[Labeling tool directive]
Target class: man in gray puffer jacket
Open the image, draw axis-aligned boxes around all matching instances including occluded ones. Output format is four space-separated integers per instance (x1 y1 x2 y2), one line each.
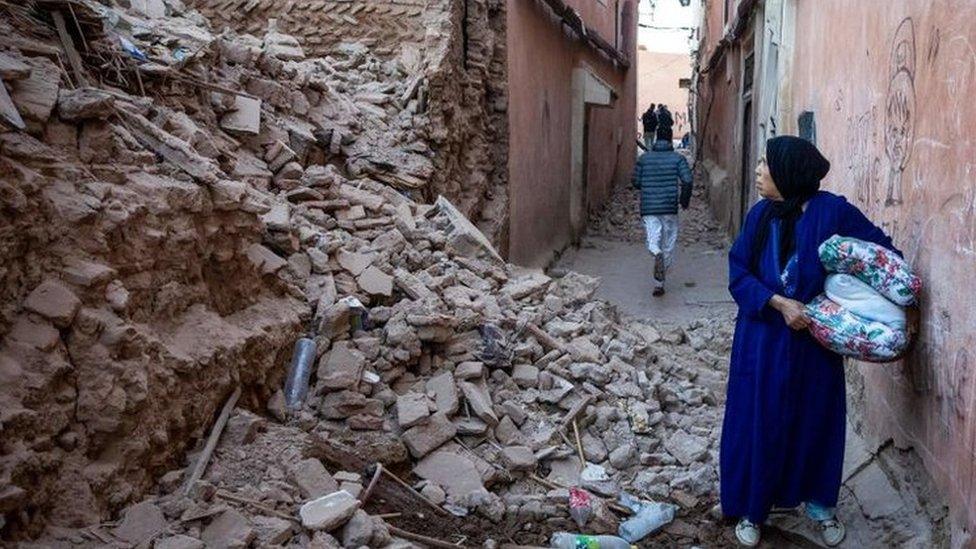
631 127 693 296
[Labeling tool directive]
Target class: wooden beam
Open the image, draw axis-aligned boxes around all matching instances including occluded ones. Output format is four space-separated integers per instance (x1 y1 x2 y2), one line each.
51 10 88 87
182 387 241 495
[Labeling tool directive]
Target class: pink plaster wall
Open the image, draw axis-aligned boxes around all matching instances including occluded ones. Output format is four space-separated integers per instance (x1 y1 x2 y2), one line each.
698 0 976 536
506 0 637 267
788 0 976 535
637 49 692 139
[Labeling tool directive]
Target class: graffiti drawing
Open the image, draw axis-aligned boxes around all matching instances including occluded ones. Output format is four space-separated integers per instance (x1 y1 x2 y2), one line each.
884 17 917 207
847 108 881 205
927 26 941 64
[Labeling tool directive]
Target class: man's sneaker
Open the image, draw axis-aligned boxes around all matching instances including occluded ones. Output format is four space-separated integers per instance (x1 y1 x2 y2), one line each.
819 518 846 547
653 287 665 297
735 518 760 547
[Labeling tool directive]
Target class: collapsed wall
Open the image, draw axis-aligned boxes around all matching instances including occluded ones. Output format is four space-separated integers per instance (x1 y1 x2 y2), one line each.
0 55 306 541
187 0 510 250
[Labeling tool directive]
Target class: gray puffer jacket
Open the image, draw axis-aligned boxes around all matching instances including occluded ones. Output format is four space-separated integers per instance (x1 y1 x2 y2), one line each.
631 140 693 216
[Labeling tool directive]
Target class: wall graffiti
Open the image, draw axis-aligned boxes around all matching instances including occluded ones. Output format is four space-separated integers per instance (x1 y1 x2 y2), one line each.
927 26 941 65
846 107 882 206
939 185 976 259
883 17 917 207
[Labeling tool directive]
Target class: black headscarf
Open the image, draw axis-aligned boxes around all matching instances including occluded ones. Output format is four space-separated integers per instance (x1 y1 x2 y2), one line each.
750 136 831 272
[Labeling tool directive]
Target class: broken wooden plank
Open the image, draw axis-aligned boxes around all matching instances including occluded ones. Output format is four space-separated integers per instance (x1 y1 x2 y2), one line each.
51 10 89 87
215 489 299 523
182 387 241 495
387 526 469 549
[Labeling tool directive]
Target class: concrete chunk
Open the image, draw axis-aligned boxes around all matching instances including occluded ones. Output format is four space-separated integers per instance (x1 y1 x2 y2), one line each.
23 279 80 327
10 56 60 122
396 392 430 429
289 458 340 499
454 361 484 380
317 342 366 390
299 490 360 531
246 243 287 274
253 515 293 545
664 430 709 466
502 446 537 471
113 501 167 545
57 87 115 121
357 265 393 296
511 364 540 388
201 509 256 548
414 450 486 499
459 380 498 426
425 371 459 415
402 412 457 458
155 535 205 549
220 95 261 135
336 249 373 276
0 52 30 80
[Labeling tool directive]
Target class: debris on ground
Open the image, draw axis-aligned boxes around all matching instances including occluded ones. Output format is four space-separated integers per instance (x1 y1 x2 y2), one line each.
0 1 946 548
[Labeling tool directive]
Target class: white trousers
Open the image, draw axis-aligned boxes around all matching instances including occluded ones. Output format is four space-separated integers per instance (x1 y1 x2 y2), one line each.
643 214 679 288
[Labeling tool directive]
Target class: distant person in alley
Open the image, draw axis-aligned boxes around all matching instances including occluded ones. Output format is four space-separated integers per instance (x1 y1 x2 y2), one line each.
630 126 692 296
656 104 674 137
640 103 657 148
721 136 901 548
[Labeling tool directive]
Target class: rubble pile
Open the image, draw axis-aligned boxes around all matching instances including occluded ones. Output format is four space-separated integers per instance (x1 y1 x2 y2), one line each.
188 0 512 246
2 0 737 547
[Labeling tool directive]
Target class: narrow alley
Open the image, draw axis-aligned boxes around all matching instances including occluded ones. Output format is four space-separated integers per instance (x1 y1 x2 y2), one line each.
0 0 972 548
556 177 733 326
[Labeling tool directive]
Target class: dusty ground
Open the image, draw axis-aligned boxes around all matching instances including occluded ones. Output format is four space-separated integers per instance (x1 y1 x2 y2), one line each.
555 183 734 327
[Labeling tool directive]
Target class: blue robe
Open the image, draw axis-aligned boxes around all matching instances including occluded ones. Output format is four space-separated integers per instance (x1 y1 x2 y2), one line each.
720 191 898 524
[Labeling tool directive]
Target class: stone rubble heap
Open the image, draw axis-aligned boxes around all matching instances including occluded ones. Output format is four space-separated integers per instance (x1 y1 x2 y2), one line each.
1 1 738 547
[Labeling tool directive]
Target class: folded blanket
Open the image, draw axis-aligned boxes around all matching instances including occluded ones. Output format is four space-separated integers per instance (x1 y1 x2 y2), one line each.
806 295 909 362
818 235 921 306
824 274 906 328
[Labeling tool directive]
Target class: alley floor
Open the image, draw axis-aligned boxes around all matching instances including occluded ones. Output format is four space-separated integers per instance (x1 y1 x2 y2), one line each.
555 182 733 327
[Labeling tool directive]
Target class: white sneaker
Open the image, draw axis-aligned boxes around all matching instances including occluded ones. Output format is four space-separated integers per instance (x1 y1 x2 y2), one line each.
819 518 846 546
735 518 761 547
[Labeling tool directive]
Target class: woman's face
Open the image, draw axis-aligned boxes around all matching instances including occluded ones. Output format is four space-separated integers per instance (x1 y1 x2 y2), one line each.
755 157 783 201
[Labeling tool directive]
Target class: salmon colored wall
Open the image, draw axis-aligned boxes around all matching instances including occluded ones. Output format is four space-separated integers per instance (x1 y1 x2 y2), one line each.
699 0 976 537
566 0 618 45
637 49 692 139
506 0 636 267
788 0 976 537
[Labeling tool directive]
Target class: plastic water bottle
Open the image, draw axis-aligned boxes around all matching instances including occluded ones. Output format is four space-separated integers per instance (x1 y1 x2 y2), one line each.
550 532 633 549
617 498 677 543
283 337 316 409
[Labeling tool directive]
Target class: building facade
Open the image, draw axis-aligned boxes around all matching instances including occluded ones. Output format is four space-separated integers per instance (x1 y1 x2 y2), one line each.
506 0 638 266
695 0 976 541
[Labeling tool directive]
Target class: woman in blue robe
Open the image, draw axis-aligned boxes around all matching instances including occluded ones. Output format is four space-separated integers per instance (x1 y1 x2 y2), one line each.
720 136 898 547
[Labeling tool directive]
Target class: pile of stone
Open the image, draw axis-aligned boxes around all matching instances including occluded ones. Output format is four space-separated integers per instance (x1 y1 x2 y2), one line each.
0 0 736 546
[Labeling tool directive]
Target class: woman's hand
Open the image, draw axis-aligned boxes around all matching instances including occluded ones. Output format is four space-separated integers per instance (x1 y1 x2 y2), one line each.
770 295 811 330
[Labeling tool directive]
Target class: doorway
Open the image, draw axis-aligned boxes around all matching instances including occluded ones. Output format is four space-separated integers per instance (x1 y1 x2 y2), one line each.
739 51 756 231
